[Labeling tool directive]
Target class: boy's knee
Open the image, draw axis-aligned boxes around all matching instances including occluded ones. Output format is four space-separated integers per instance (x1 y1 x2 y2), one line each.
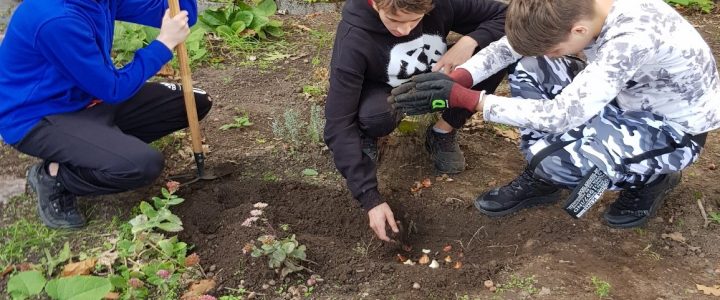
194 89 212 120
110 149 165 188
358 111 399 138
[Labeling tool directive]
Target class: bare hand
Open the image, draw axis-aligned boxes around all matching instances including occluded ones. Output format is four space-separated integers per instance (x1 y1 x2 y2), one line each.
432 36 478 74
157 9 190 50
367 203 399 242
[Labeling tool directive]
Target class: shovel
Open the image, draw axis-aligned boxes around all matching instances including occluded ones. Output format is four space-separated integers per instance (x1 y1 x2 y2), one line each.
168 1 232 185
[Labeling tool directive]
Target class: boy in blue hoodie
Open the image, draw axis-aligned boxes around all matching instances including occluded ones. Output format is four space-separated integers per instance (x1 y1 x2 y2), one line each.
0 0 212 229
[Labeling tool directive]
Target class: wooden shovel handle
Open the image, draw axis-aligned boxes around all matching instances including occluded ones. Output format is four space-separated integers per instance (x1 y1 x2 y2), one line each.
168 0 203 155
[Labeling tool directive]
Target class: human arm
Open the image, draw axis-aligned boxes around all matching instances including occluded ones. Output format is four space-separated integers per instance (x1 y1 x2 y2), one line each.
115 0 198 28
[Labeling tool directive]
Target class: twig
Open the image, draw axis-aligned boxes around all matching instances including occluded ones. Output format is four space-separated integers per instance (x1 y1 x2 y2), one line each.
697 197 710 228
486 244 519 256
465 226 485 251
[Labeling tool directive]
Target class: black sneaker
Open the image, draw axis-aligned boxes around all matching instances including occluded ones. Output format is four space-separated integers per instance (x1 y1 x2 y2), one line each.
27 163 85 229
604 172 681 229
361 135 379 163
475 168 562 217
425 126 465 174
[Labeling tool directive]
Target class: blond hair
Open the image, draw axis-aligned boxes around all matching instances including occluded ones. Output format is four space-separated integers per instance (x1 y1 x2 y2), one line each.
373 0 434 15
506 0 596 56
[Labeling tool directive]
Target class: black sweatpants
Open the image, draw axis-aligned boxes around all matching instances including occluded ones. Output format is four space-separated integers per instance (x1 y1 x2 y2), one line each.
13 82 212 196
358 70 507 138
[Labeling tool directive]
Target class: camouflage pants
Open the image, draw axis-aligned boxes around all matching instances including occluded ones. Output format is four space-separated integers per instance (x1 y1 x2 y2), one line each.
509 56 705 190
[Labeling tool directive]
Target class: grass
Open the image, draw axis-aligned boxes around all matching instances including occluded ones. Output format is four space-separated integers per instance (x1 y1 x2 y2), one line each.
0 217 64 268
591 276 611 298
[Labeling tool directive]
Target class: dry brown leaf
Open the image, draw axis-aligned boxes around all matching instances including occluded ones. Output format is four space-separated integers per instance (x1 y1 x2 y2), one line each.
156 64 176 77
181 279 217 300
61 258 97 277
697 284 720 296
1 265 14 278
104 292 120 300
661 232 687 243
97 250 118 270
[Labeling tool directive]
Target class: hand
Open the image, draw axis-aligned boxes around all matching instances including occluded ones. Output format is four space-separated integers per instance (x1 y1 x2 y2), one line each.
156 9 190 50
389 74 454 115
367 203 399 242
432 36 478 74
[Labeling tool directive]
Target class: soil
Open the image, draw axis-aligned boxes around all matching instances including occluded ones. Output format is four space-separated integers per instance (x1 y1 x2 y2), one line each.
1 5 720 300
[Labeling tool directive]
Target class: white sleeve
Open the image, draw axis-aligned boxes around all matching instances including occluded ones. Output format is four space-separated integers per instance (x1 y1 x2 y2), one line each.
456 36 522 85
482 34 656 134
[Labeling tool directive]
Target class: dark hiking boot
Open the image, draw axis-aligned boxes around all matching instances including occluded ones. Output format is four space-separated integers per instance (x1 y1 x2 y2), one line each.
425 126 465 174
475 168 562 217
361 135 379 163
604 172 682 228
27 163 85 229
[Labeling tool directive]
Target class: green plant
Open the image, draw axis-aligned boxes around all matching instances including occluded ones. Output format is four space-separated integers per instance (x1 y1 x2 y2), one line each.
272 105 325 147
709 212 720 224
220 114 253 130
7 271 112 300
665 0 714 12
251 234 308 278
302 85 324 97
113 22 207 66
496 274 538 295
199 0 283 40
7 270 46 300
0 218 63 269
591 276 611 298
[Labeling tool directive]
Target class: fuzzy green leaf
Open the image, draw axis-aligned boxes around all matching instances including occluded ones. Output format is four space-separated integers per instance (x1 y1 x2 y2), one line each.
254 0 277 16
45 276 112 300
156 222 183 233
7 271 46 300
302 169 319 176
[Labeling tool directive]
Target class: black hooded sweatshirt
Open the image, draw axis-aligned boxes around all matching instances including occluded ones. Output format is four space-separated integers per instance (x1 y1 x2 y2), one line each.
324 0 506 210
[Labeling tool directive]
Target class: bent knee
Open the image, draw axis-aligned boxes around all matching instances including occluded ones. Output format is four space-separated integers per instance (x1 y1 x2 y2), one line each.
359 112 398 138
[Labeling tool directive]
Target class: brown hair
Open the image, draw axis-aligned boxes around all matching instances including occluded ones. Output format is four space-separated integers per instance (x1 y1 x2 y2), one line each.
373 0 434 15
506 0 596 56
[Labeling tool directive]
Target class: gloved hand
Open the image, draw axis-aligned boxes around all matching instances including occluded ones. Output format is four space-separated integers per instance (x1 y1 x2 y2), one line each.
388 72 483 115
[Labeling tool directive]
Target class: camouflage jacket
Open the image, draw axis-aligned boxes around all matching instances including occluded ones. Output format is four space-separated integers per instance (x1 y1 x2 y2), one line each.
458 0 720 135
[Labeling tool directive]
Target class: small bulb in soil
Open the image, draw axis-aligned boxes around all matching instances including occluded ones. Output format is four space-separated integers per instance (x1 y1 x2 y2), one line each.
444 255 452 263
403 260 416 266
418 254 430 265
422 249 431 254
489 286 497 292
412 282 421 289
453 261 462 269
396 254 408 262
442 245 452 252
484 280 494 288
429 259 440 269
421 178 432 188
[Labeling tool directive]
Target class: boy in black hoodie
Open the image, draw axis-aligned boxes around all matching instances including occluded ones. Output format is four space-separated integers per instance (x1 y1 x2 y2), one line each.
324 0 507 241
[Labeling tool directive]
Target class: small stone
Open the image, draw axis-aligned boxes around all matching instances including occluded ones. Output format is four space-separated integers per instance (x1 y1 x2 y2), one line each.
269 280 276 286
489 286 497 292
262 284 270 290
538 287 551 296
208 265 217 272
412 282 421 289
247 292 256 299
709 163 717 170
484 280 494 288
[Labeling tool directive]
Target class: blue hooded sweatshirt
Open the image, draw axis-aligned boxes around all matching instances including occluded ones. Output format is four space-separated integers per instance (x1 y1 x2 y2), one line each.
0 0 198 144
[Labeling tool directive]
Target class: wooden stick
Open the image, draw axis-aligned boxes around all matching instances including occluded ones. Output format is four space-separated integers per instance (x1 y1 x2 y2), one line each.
168 0 205 176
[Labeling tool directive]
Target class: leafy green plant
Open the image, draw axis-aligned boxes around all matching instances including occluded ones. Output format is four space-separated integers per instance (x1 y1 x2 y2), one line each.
0 217 62 269
496 274 538 295
665 0 714 13
709 212 720 224
251 234 308 278
591 276 611 298
220 114 253 130
7 271 112 300
199 0 283 40
7 271 46 300
113 22 208 66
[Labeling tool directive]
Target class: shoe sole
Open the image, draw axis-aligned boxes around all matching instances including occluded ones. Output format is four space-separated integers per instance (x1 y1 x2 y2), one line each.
475 190 563 217
26 167 84 230
604 174 681 229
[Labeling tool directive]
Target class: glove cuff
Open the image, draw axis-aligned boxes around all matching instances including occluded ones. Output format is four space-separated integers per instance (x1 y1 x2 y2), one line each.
448 68 474 88
449 85 483 112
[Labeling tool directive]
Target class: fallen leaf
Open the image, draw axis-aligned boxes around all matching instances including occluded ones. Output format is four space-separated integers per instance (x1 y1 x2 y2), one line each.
1 265 14 277
697 284 720 296
421 178 432 188
661 232 687 243
17 263 33 272
61 258 98 277
104 292 120 300
97 250 118 270
181 279 217 300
